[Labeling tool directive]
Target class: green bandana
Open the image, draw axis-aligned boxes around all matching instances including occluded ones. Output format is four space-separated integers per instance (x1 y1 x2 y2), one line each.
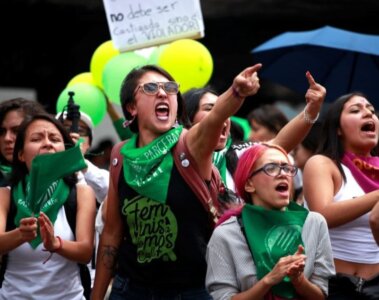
121 126 183 204
0 163 12 183
13 177 69 248
212 136 232 183
12 142 87 248
241 202 309 299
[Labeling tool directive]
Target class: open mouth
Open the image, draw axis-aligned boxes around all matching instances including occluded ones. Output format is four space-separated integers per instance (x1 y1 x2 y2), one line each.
361 121 376 132
155 103 169 121
275 182 289 192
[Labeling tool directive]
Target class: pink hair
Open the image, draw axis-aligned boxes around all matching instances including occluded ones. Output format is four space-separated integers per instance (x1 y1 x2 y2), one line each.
234 143 289 203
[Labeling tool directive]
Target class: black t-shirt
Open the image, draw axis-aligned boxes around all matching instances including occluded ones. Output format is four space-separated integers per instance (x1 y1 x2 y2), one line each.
116 163 213 290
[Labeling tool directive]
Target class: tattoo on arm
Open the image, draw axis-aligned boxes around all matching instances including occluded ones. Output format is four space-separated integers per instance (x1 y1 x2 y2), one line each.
101 245 118 271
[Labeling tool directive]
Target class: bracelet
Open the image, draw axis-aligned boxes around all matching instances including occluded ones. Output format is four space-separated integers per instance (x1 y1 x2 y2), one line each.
42 236 63 264
303 105 319 124
52 236 63 252
232 86 244 100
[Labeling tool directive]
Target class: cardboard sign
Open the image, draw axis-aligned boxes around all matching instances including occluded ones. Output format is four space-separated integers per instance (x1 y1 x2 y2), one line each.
102 0 205 52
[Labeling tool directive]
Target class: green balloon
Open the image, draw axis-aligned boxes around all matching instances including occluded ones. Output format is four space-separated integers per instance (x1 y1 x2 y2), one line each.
102 52 147 105
231 116 251 141
56 83 107 126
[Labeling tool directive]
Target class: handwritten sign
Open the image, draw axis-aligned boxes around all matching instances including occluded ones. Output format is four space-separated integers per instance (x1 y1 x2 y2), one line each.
102 0 205 52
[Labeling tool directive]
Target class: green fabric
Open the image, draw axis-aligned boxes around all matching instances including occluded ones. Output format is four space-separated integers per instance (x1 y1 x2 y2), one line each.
241 202 309 298
0 163 12 184
12 142 87 248
113 117 133 141
121 126 183 204
13 177 69 249
231 116 251 141
212 136 232 183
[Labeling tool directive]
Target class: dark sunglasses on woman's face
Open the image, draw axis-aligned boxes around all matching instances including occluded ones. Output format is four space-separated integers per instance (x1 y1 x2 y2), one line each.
137 81 180 95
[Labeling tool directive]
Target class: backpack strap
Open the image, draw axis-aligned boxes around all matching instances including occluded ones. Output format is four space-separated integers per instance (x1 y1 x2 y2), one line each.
109 140 127 193
109 133 222 226
173 129 222 225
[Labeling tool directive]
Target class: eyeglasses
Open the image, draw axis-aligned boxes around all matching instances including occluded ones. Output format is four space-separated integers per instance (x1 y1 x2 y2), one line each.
137 81 180 95
250 163 298 178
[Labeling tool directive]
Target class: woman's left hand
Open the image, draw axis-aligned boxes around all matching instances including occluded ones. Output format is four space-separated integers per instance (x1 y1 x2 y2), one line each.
304 71 326 117
287 245 306 281
38 212 60 252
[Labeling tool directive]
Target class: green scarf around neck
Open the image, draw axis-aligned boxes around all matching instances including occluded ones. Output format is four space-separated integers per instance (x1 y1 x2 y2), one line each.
0 163 12 184
212 135 232 183
13 177 69 248
121 126 183 204
12 142 87 248
241 202 309 299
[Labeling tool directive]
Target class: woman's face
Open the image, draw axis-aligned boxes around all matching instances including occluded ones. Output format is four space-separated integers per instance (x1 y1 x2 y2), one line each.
128 71 178 142
0 109 24 162
249 120 276 142
192 92 231 150
18 119 66 171
339 95 379 156
245 148 293 210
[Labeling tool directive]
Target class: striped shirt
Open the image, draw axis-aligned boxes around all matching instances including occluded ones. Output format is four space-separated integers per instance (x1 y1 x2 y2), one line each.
206 211 335 299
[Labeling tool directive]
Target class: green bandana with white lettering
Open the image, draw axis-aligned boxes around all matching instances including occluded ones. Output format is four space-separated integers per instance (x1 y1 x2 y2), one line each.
242 202 308 299
13 177 69 249
121 126 183 204
12 142 87 249
212 135 232 183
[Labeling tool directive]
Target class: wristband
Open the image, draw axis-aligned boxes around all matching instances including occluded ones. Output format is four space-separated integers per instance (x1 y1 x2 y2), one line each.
42 236 63 264
303 105 319 124
51 236 63 252
232 86 244 100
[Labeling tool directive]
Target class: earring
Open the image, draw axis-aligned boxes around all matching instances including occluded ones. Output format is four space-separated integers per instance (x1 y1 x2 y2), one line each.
123 116 135 128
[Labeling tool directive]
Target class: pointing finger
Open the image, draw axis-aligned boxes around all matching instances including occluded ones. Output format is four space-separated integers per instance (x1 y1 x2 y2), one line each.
306 71 316 87
242 63 262 78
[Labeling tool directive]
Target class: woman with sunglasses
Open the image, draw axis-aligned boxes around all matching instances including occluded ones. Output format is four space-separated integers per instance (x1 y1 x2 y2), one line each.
302 92 379 299
92 64 263 300
206 143 335 300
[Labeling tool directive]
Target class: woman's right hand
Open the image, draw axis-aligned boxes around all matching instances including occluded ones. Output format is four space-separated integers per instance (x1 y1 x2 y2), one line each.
18 217 38 242
264 246 306 286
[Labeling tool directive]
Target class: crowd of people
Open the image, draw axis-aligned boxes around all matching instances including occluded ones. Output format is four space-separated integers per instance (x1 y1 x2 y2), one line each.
0 61 378 300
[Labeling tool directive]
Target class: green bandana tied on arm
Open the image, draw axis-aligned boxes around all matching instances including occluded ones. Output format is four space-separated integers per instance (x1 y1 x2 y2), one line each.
121 126 182 204
241 202 309 299
12 142 87 248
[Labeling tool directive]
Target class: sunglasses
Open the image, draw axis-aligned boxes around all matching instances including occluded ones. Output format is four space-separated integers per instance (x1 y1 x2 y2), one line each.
137 81 180 95
249 163 298 178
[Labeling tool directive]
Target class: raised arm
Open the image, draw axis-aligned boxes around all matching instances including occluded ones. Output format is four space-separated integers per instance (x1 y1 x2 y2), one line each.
272 71 325 152
186 64 262 179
